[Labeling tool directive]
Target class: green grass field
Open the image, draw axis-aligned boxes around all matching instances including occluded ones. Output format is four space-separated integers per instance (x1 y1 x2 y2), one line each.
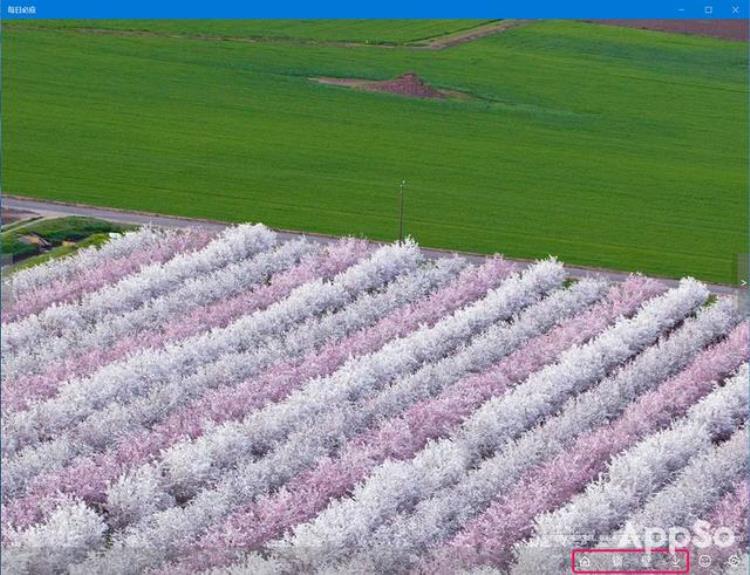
3 20 747 283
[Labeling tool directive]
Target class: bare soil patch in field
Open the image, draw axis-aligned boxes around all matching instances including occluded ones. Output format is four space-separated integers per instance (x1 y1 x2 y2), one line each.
584 19 748 41
313 73 470 100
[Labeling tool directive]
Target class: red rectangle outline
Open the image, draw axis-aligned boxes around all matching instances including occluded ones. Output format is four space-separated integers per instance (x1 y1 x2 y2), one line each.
570 548 690 574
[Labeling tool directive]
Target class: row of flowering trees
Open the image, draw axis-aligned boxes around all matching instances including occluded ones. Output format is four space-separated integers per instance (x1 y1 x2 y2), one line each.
1 224 746 574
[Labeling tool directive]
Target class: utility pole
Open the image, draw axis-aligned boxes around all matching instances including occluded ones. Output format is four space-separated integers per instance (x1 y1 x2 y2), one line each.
399 179 406 243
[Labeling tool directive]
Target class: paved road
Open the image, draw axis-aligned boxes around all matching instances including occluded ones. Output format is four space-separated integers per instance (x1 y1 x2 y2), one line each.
3 195 742 296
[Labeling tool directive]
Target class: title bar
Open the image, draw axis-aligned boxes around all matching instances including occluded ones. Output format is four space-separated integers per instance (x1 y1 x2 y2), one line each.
3 0 749 20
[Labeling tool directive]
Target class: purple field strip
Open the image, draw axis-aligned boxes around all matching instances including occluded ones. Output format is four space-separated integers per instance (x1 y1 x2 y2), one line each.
160 276 660 573
425 321 749 572
1 229 216 324
1 258 514 533
1 239 369 413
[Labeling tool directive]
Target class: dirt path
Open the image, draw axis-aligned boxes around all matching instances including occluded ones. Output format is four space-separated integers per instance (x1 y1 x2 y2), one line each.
3 195 741 295
22 20 526 51
411 19 528 49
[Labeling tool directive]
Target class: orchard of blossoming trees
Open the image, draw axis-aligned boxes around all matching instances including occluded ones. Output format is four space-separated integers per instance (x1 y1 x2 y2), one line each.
0 224 747 575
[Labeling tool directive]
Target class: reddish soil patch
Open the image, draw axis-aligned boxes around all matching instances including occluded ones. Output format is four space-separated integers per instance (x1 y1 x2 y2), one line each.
367 73 445 98
585 19 748 41
314 73 461 100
